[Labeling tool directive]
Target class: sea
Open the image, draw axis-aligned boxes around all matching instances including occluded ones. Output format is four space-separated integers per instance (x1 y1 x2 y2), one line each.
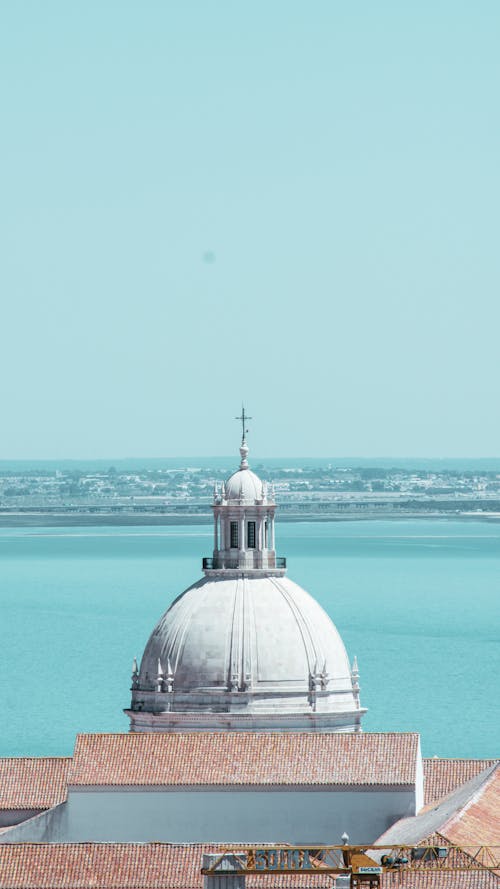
0 519 498 760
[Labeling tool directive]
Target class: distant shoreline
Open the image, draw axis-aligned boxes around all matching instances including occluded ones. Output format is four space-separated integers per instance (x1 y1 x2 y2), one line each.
0 511 499 527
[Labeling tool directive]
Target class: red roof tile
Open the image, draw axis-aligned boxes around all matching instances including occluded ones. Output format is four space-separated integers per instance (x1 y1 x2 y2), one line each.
381 870 499 888
376 763 499 853
0 843 497 889
441 766 500 847
423 759 498 806
0 844 333 889
68 732 419 787
0 757 71 810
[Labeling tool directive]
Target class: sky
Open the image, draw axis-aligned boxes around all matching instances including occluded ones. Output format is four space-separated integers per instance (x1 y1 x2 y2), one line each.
1 2 499 459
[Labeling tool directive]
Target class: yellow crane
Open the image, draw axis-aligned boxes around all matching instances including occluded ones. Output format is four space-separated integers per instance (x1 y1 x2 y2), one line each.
202 843 500 887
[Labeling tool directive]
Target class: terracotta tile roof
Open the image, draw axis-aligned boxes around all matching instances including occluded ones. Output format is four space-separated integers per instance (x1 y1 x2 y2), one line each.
376 764 499 850
441 765 500 847
68 732 419 787
375 765 500 887
0 844 334 889
0 757 71 810
381 868 499 888
0 843 497 889
423 758 499 806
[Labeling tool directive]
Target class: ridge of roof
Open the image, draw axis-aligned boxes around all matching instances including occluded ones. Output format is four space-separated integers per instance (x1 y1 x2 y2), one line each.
73 731 418 738
0 756 71 761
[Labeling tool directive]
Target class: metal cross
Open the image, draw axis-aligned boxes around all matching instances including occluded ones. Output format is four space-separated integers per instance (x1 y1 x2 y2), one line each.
235 406 252 440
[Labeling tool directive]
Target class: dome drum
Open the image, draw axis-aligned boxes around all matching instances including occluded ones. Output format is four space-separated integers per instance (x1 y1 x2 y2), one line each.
126 707 363 734
129 683 358 709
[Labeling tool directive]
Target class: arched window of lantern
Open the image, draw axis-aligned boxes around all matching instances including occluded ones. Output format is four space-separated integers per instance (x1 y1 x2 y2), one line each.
247 521 256 549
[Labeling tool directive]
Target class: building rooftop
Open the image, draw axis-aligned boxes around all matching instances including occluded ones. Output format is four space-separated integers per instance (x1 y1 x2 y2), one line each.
0 757 71 810
381 866 499 888
442 765 500 847
2 751 495 809
68 732 420 788
374 762 500 888
0 843 333 889
377 763 499 847
0 843 497 889
423 758 499 806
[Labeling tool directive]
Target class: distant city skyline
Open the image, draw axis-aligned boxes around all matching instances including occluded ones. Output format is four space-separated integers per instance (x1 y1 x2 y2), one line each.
1 3 499 458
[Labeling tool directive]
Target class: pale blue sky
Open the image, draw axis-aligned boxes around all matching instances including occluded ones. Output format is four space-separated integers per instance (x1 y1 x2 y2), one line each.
1 2 499 458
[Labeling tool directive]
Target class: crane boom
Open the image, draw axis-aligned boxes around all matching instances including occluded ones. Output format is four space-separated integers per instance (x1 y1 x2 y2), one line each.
201 843 500 878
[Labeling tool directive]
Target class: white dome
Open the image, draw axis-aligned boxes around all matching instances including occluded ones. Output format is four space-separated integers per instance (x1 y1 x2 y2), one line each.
224 467 263 503
131 575 363 731
128 419 365 734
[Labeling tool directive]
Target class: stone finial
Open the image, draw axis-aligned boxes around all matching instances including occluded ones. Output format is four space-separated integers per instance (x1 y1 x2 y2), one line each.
166 658 175 693
235 406 252 468
309 668 318 712
239 439 249 470
351 656 360 707
156 658 165 693
131 656 140 689
351 656 359 686
320 659 329 689
221 481 226 500
309 663 318 691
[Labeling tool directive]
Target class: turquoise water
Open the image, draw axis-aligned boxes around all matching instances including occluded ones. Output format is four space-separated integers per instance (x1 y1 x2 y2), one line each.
0 521 498 759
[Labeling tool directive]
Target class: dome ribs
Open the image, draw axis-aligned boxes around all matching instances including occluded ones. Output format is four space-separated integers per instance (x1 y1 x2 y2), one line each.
267 576 326 684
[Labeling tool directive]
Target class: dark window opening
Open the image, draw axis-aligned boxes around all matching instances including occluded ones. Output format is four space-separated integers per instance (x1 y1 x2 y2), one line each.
230 522 239 548
264 520 268 547
247 521 256 548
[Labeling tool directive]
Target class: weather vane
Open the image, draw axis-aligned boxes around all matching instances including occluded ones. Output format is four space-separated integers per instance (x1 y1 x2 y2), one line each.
235 405 252 442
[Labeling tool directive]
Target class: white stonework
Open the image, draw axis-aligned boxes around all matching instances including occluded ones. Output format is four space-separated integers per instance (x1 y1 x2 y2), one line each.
126 425 366 733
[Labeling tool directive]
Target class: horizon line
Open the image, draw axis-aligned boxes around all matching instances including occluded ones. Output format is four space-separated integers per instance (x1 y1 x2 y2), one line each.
0 455 499 463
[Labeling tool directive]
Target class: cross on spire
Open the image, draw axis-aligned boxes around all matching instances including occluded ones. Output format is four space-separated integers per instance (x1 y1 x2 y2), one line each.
235 405 252 443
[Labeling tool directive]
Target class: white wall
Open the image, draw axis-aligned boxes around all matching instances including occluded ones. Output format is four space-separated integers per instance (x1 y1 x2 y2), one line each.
0 786 419 846
60 787 416 844
415 737 424 813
